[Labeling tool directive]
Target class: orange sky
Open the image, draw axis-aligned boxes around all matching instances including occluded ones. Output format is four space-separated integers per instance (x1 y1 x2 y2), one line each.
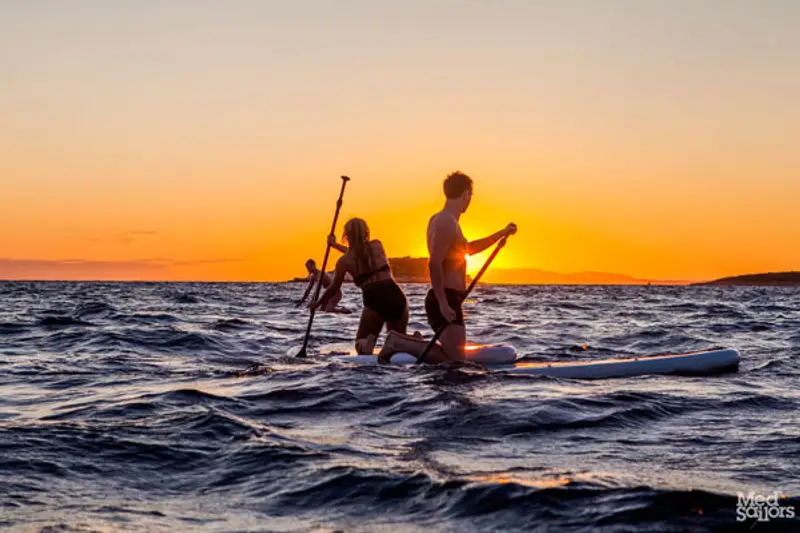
1 1 798 282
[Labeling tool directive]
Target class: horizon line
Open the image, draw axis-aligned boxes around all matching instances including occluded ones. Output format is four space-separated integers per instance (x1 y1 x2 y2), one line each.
0 278 727 286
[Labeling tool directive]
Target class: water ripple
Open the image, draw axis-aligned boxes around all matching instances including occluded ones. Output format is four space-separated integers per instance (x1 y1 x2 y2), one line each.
0 282 797 532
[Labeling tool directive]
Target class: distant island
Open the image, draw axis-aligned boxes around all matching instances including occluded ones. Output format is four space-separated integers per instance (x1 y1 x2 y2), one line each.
386 257 431 283
286 257 429 283
286 257 472 284
287 257 684 285
287 262 799 287
695 271 800 286
479 268 689 286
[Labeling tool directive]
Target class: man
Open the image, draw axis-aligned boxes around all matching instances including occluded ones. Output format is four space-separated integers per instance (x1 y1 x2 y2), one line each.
296 259 342 312
378 171 516 363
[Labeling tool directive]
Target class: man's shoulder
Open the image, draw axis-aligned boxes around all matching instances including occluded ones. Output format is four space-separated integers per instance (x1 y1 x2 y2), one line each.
429 211 457 230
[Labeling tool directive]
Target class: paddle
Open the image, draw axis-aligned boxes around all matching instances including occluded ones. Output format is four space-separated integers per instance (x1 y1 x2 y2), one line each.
417 234 510 364
296 175 351 358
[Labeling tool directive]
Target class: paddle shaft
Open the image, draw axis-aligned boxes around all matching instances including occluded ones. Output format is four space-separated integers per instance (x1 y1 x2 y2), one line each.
417 235 509 363
297 176 350 357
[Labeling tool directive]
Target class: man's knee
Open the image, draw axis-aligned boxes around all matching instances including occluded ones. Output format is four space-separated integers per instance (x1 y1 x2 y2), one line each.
440 327 466 360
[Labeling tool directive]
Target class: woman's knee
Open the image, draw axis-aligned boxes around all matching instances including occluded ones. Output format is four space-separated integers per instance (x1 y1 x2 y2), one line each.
357 308 383 338
355 334 377 355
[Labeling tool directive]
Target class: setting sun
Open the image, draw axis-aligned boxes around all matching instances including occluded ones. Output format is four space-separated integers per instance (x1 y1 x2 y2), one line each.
465 254 482 277
1 1 798 284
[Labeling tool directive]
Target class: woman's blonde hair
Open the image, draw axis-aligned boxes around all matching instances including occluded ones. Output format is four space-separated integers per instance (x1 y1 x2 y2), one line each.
343 218 373 273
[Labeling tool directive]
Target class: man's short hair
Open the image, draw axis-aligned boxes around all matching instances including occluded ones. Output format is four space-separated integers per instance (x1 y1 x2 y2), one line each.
443 171 473 199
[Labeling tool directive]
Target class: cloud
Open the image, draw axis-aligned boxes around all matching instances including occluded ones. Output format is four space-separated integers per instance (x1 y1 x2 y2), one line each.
0 258 168 281
136 257 244 267
117 230 159 246
164 258 244 267
0 257 244 281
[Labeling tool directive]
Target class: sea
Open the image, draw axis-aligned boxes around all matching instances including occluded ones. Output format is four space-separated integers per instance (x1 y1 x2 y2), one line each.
1 281 798 532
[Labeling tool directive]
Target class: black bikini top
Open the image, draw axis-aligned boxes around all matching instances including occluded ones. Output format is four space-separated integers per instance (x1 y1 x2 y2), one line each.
353 264 390 287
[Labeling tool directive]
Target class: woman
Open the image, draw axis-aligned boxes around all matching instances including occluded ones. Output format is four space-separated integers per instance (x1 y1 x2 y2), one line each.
310 218 409 354
296 258 342 312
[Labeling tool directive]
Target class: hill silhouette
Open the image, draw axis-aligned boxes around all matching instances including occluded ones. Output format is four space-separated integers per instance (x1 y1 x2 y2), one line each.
479 267 688 285
287 257 468 284
695 271 800 286
288 257 688 285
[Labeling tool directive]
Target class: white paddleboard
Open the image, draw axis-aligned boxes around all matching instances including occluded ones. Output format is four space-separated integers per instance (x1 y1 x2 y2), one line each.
495 348 740 378
336 344 521 366
334 347 740 379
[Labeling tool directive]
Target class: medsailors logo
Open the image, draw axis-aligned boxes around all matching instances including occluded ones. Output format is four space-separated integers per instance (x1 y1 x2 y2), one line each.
736 492 795 522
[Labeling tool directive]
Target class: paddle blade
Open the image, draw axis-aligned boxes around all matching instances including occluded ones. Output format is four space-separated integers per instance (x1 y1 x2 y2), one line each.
288 345 305 358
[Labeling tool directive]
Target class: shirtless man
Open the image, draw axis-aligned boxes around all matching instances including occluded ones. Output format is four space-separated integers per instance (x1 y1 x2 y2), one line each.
378 171 516 363
296 259 342 312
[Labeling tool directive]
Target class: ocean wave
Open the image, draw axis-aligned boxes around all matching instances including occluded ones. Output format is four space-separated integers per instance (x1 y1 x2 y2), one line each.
73 301 116 320
35 315 95 328
1 282 797 532
0 321 30 335
212 318 254 331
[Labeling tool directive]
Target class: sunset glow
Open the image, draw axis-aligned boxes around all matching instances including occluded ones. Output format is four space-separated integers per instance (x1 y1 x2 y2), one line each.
2 1 798 283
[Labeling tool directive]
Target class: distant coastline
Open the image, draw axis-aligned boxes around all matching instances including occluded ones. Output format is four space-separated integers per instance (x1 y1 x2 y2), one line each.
284 257 691 285
286 257 460 284
287 266 800 286
694 271 800 286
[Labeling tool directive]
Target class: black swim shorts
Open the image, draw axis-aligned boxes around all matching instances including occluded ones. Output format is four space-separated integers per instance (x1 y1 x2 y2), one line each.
424 288 466 332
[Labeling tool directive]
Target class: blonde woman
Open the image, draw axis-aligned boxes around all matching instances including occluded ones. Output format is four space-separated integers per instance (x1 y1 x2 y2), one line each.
310 218 409 354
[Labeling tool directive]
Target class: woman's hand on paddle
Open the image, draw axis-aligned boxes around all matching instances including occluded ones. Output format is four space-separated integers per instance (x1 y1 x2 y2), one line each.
439 301 457 324
327 234 348 254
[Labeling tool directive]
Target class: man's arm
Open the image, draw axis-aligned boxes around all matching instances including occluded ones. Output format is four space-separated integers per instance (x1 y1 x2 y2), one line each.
468 223 517 255
296 274 315 306
310 258 346 310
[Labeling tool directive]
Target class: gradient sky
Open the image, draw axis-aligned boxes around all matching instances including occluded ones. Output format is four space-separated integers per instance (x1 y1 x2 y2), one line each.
2 0 798 281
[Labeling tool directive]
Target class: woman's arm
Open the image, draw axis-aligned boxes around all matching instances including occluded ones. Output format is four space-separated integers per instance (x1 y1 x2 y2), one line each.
372 239 387 261
328 234 348 254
